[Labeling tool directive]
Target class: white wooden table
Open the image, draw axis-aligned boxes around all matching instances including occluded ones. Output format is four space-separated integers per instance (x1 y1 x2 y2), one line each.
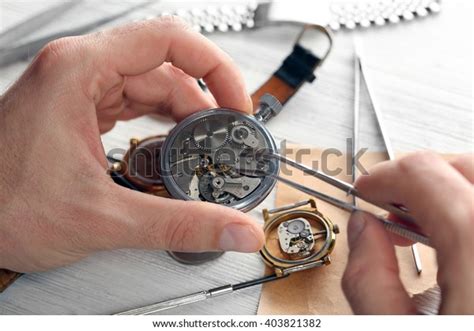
0 0 472 315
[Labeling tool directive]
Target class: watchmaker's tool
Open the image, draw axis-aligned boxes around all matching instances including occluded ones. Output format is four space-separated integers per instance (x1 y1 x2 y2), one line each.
353 41 423 274
351 43 360 207
238 152 431 247
0 1 81 48
116 273 285 315
0 1 154 67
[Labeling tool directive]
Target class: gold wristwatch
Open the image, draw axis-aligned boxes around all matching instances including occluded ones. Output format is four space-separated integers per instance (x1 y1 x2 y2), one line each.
260 199 339 277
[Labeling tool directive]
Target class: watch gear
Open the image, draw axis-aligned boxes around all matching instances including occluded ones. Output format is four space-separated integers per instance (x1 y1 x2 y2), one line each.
198 173 234 204
192 118 229 151
230 123 259 148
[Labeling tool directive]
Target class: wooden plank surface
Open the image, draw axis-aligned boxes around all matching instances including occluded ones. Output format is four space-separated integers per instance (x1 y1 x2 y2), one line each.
0 0 472 315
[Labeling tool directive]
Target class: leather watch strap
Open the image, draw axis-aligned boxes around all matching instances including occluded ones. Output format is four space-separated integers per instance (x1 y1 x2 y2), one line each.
251 43 323 111
0 269 22 293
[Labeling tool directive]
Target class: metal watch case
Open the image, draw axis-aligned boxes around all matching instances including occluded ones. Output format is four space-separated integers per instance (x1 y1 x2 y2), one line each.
260 199 339 277
160 99 281 213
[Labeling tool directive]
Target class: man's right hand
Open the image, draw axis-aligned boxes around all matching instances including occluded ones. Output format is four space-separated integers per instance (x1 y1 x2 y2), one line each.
342 152 474 314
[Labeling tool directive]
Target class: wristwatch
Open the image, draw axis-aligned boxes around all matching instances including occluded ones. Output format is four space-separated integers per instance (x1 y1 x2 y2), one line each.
260 199 339 277
109 135 168 196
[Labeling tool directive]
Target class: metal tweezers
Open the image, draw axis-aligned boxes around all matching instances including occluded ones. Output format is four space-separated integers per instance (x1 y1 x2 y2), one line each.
352 41 423 273
253 153 431 247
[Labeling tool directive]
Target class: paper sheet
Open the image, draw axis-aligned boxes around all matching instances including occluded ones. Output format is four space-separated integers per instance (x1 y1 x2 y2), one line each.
257 147 439 314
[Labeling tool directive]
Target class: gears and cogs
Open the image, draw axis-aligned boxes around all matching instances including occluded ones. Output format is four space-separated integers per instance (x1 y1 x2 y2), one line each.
230 122 259 148
160 108 279 212
192 119 229 151
198 173 234 204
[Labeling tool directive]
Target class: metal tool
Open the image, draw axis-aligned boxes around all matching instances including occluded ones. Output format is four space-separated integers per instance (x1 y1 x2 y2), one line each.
238 153 431 247
0 1 153 67
0 1 81 48
115 273 286 315
353 41 423 274
267 153 417 224
351 42 360 206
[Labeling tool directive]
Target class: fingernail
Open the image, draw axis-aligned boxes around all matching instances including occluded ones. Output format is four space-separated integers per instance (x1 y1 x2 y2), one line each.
347 211 367 249
219 224 261 252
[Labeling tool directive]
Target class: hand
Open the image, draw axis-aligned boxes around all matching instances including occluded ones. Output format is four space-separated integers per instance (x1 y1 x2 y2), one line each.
342 152 474 314
0 17 263 273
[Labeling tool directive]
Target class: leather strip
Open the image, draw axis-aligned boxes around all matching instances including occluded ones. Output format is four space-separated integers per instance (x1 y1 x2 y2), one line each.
0 269 22 293
252 44 321 111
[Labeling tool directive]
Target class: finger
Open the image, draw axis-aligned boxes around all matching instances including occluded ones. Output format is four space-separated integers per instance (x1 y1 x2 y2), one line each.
355 152 474 313
107 186 264 252
450 154 474 183
355 152 473 253
123 63 218 121
386 213 415 246
85 16 252 113
98 119 117 134
342 212 417 314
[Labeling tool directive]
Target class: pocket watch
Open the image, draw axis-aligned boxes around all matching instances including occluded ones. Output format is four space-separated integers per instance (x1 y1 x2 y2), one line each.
260 199 339 277
108 24 332 265
159 94 282 212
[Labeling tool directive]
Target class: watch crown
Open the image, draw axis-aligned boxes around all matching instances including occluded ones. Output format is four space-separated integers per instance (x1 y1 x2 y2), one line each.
255 93 283 123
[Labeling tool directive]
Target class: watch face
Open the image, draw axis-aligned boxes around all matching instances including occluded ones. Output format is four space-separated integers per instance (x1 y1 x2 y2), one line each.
160 108 279 212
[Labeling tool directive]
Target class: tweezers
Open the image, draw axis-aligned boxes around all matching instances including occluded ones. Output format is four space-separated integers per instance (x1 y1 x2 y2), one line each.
243 153 431 247
353 41 423 273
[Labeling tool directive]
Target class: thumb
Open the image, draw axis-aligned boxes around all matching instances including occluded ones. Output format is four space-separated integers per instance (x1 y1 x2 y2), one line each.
109 186 264 253
342 211 417 314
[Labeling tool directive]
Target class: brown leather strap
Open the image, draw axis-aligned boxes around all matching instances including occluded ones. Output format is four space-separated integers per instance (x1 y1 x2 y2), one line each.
0 269 22 293
251 76 296 111
251 44 322 112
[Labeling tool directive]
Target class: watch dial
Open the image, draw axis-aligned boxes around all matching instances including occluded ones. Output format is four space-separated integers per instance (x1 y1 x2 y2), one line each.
161 109 279 211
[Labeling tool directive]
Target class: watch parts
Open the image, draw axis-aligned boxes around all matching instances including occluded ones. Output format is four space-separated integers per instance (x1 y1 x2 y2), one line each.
261 199 339 277
160 106 279 212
